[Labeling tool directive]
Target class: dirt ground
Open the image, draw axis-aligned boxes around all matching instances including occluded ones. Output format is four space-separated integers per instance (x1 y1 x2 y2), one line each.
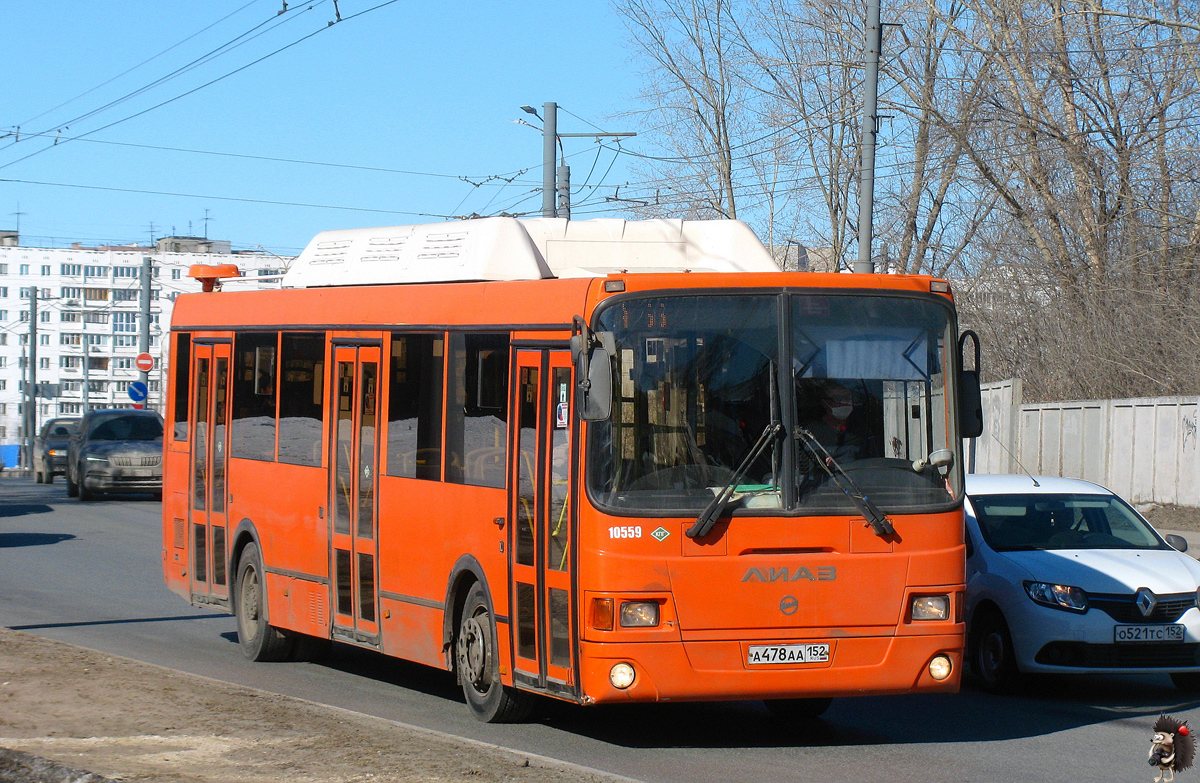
1139 503 1200 532
0 628 625 783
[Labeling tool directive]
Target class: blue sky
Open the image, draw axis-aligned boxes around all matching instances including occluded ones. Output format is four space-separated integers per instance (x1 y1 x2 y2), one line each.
0 1 647 255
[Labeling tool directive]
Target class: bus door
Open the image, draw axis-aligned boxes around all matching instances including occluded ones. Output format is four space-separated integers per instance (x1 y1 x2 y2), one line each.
329 344 382 643
510 350 575 694
189 341 232 605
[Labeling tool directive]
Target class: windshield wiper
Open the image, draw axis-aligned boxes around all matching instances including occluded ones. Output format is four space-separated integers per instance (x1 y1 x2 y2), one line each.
687 422 782 539
794 426 895 538
687 360 781 540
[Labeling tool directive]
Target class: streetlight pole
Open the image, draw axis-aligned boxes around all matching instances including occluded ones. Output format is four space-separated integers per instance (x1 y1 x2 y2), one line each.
541 102 557 218
855 0 884 274
139 255 152 401
24 286 37 471
521 103 636 219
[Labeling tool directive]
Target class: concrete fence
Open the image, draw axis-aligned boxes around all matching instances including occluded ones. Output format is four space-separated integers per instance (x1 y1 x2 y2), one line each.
972 379 1200 507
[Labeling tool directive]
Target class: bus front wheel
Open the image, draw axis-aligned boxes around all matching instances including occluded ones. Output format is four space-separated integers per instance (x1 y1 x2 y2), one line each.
235 542 293 662
456 582 532 723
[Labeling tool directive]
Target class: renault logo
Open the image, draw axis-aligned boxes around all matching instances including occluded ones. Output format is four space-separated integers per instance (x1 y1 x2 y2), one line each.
1135 587 1159 618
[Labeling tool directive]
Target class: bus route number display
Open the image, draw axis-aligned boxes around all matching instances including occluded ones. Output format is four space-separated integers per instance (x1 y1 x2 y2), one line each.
621 301 669 331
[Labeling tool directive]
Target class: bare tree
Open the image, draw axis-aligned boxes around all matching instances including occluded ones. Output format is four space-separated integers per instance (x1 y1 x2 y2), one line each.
616 0 758 221
615 0 1200 399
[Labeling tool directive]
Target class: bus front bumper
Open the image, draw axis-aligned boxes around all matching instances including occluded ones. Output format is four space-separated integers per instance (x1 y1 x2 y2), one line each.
578 632 963 704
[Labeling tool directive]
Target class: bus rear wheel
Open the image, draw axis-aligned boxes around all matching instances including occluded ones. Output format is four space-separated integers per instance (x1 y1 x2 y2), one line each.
456 582 532 723
235 542 293 662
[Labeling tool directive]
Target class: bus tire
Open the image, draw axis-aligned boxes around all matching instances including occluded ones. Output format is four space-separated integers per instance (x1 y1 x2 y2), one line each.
456 582 532 723
763 697 833 719
235 542 293 662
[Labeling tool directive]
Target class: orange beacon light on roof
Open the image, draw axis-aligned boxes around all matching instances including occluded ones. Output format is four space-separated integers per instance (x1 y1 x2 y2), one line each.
187 263 243 292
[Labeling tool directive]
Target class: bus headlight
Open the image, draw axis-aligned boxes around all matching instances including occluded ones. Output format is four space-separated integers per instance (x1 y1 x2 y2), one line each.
928 655 953 681
911 595 949 621
620 601 660 627
609 662 636 689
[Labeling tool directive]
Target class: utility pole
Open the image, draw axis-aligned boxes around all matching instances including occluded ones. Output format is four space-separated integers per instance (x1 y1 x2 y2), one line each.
24 287 37 471
855 0 884 274
82 336 90 414
139 256 153 407
522 103 636 220
541 102 557 218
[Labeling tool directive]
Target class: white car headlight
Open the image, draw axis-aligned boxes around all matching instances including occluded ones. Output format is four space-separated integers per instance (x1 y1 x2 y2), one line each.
1024 581 1088 613
85 454 109 463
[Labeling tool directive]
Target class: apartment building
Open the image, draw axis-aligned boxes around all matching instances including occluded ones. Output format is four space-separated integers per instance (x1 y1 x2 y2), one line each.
0 234 290 467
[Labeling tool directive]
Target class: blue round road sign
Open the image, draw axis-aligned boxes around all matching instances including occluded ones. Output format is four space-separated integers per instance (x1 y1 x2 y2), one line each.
128 381 148 402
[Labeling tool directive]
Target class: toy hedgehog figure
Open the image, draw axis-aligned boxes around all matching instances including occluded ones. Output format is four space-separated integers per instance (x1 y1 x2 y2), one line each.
1150 714 1195 782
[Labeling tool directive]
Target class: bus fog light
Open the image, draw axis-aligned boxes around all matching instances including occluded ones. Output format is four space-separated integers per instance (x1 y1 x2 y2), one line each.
620 601 660 627
911 595 949 621
609 662 636 689
928 655 953 681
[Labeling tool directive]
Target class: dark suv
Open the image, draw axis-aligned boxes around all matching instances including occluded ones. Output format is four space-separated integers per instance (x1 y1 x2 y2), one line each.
66 409 164 501
33 417 79 484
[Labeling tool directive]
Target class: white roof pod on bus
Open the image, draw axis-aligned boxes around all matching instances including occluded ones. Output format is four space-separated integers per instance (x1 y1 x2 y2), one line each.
280 216 781 288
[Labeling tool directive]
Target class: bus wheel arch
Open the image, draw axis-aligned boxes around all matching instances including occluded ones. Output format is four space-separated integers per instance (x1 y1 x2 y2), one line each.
456 581 532 722
443 557 532 723
229 518 262 615
228 519 292 663
442 556 489 670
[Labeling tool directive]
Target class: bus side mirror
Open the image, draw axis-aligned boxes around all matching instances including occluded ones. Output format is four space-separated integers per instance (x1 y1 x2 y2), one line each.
958 330 984 439
959 370 983 438
571 316 614 421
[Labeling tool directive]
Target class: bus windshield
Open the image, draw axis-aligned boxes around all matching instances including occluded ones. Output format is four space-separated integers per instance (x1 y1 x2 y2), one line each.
588 292 960 516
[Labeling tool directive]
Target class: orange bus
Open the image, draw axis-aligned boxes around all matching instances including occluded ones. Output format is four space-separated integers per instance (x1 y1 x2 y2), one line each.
162 217 983 722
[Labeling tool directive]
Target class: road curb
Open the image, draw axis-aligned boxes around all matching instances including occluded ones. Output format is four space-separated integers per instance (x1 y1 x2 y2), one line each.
1 629 644 783
0 746 117 783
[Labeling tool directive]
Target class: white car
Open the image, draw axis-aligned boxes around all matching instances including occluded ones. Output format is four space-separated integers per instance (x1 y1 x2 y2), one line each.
965 474 1200 692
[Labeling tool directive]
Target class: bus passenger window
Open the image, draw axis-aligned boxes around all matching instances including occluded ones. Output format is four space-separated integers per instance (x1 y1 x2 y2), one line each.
231 332 278 461
445 333 508 488
386 333 443 480
278 333 327 467
174 333 192 444
172 333 190 441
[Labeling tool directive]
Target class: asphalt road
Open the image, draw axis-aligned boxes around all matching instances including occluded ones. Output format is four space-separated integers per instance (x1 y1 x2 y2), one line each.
2 475 1196 782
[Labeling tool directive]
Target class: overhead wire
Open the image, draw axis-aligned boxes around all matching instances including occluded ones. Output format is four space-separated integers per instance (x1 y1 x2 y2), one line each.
0 176 455 220
48 3 321 132
0 0 403 173
14 0 271 130
6 132 540 185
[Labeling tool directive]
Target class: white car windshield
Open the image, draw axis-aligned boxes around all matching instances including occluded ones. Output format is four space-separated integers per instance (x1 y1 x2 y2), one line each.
971 492 1165 551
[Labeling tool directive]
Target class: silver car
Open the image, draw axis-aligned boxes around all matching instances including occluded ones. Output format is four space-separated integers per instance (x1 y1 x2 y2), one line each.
965 474 1200 692
66 409 164 501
